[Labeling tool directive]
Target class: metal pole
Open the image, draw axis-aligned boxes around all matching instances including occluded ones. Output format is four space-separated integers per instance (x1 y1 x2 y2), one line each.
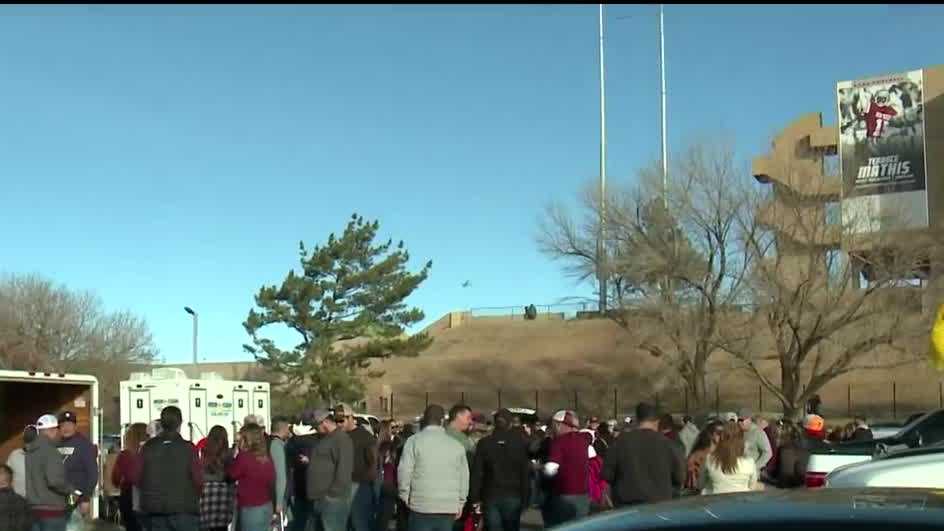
535 390 539 413
613 388 618 420
425 392 429 409
498 389 502 409
597 3 608 314
574 390 579 412
892 381 897 419
848 384 852 418
192 312 198 365
659 4 668 208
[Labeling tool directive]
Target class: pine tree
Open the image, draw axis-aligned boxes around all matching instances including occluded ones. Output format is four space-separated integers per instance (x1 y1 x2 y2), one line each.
243 214 432 405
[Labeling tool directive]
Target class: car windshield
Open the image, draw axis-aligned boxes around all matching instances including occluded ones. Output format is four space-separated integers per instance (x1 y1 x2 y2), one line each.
893 412 933 439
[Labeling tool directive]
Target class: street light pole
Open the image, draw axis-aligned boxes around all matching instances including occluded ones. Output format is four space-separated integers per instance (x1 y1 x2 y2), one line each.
597 3 608 314
184 307 198 366
659 4 668 208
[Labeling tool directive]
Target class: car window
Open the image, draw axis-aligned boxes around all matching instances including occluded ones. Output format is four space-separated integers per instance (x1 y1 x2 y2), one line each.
918 414 944 445
895 411 939 439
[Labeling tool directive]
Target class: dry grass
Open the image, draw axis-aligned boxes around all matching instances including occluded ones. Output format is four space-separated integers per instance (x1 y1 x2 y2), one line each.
365 316 943 423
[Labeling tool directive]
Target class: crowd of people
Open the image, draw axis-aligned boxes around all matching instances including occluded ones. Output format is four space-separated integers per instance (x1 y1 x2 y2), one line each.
0 400 875 531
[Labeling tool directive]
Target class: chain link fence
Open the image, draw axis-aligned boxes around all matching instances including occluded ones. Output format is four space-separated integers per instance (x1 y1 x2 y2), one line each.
376 379 944 423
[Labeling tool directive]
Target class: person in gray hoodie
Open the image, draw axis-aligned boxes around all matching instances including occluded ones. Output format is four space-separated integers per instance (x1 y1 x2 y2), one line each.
398 404 469 531
737 408 773 474
25 414 77 531
306 409 354 531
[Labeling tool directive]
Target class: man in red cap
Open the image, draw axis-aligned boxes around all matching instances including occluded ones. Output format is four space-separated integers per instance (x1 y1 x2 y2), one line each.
540 410 589 527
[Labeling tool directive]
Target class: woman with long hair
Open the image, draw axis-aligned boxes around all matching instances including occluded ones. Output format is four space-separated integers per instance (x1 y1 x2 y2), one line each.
111 423 148 531
200 425 235 531
226 424 276 531
685 421 724 494
701 423 758 495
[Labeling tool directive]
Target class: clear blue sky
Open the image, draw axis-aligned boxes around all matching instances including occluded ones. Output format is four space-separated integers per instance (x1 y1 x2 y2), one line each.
1 4 941 364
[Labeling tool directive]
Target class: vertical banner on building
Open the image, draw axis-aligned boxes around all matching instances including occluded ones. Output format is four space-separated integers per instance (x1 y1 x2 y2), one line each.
838 69 928 232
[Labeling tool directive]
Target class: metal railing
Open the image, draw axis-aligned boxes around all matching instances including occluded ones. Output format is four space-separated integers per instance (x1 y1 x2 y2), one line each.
372 379 944 424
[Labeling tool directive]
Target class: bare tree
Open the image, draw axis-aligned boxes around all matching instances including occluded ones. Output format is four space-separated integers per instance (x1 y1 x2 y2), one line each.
0 274 158 371
723 175 930 419
539 140 757 412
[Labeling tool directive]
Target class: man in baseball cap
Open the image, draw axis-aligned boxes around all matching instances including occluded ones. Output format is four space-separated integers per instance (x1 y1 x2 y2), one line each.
737 408 773 474
539 410 589 527
307 409 353 531
286 410 323 531
26 414 76 530
57 411 98 521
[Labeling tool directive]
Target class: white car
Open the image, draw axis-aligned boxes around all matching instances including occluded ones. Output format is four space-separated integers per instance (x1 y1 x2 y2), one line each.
825 444 944 489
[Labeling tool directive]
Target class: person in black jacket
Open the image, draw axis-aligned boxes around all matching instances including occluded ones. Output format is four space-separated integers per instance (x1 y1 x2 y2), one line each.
130 406 204 531
286 412 322 531
602 403 684 507
0 464 32 531
469 409 531 531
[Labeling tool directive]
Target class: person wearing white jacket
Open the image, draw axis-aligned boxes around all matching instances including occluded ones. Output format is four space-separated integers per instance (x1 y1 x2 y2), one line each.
398 404 469 531
701 423 758 495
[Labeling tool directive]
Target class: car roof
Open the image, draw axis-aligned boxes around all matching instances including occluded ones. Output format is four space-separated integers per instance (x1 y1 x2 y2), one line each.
878 441 944 461
555 488 944 530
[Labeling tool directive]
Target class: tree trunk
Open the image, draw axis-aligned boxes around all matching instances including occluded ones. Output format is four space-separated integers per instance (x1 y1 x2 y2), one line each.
780 362 802 421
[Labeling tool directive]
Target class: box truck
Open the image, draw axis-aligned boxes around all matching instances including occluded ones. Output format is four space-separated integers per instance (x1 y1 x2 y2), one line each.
120 367 271 447
0 369 101 517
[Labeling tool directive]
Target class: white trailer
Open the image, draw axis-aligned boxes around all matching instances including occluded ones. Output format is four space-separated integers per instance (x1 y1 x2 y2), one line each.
120 367 271 447
0 369 101 518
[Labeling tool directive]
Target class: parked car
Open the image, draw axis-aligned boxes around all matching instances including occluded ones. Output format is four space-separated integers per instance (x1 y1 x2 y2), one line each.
806 409 944 487
825 443 944 489
553 487 944 531
501 407 540 426
354 414 381 435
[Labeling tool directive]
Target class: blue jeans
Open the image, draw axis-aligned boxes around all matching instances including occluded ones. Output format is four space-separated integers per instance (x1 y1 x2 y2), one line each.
349 482 377 531
408 513 454 531
32 517 67 531
241 505 274 531
541 495 589 529
483 498 522 531
291 495 311 531
311 496 351 531
144 513 200 531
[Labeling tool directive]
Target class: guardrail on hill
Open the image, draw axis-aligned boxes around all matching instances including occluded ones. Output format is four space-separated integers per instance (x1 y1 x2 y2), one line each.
469 302 594 320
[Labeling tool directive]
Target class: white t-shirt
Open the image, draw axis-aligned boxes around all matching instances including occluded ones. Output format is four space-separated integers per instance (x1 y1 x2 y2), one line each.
701 456 758 495
6 448 26 497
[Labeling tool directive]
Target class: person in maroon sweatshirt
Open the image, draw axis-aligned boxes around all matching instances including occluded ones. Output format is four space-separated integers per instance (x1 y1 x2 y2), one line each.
226 424 276 531
540 410 589 528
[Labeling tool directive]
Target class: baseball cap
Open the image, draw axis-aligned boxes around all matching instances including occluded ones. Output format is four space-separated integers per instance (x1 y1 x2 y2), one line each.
311 409 333 424
803 414 825 432
723 412 738 423
35 414 59 430
737 408 753 421
552 410 580 429
58 411 77 425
